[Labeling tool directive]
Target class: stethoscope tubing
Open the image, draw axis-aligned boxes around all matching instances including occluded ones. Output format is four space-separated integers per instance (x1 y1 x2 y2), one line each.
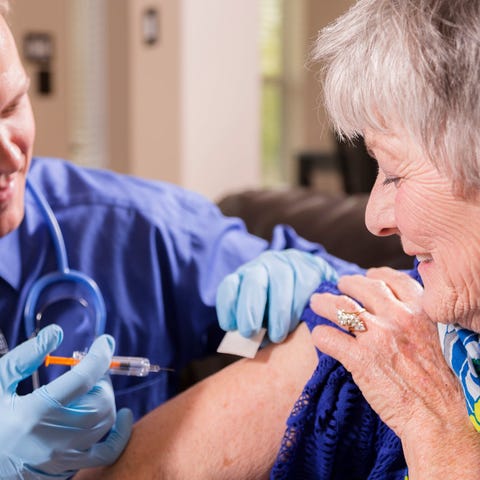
23 179 106 340
26 176 69 272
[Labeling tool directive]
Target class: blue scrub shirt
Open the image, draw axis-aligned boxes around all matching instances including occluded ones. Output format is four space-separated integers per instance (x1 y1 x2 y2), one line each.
0 157 358 419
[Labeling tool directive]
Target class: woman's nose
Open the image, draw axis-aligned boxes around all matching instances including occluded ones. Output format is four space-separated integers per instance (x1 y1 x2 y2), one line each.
365 179 398 237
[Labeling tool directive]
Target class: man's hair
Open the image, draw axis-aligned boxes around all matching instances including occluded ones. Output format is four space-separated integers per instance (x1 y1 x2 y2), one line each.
313 0 480 193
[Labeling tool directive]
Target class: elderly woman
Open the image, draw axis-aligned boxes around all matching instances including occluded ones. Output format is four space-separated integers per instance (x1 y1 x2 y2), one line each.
304 0 480 477
77 0 480 479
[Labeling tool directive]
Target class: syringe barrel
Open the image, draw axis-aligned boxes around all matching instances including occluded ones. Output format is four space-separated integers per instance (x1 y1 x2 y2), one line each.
73 352 152 376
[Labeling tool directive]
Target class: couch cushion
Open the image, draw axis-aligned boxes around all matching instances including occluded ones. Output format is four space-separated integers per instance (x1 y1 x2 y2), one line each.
218 188 412 270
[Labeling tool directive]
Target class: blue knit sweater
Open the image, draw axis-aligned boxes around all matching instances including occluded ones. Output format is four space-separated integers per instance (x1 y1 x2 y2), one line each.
270 281 408 480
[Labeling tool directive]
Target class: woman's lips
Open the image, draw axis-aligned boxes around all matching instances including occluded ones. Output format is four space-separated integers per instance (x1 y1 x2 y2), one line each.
416 254 433 263
416 254 433 278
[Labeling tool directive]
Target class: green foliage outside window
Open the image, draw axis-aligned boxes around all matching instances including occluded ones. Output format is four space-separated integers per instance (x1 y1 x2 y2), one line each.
260 0 284 186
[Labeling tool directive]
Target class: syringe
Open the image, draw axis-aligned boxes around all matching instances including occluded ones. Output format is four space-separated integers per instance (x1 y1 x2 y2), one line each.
44 352 173 377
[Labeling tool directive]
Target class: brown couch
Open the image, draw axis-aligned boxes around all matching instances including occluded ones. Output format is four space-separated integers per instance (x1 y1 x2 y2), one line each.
218 187 412 270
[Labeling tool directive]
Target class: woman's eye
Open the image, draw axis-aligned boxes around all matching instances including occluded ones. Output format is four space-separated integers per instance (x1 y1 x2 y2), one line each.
382 176 401 187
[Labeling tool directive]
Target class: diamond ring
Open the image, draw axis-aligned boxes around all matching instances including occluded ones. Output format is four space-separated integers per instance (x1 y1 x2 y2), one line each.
336 308 367 332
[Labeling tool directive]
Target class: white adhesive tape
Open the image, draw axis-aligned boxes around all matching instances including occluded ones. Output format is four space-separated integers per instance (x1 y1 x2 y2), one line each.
216 328 267 359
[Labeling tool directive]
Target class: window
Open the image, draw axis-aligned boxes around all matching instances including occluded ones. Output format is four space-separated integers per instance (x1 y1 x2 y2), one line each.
260 0 285 187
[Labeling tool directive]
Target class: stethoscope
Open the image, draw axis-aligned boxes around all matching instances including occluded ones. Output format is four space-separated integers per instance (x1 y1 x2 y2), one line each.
24 179 106 388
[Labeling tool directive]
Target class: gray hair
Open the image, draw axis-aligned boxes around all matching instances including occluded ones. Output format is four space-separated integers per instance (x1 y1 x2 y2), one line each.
313 0 480 193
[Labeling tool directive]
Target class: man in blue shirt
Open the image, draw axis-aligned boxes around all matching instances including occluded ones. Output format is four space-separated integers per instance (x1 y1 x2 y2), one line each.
0 2 352 478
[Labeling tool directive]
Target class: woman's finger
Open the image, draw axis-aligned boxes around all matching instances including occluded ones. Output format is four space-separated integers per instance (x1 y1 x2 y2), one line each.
310 292 359 322
310 292 374 335
311 324 358 367
337 274 410 316
366 267 423 303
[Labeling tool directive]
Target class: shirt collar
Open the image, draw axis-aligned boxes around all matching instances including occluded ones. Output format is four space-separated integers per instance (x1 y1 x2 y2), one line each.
0 194 44 291
0 224 22 290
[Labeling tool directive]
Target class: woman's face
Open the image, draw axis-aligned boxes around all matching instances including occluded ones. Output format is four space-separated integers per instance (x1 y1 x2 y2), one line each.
364 130 480 331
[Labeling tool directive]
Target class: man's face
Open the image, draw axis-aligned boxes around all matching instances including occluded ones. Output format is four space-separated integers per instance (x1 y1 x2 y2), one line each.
0 15 35 237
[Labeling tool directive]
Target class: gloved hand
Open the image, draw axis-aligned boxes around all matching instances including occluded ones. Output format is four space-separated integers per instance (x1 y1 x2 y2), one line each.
216 249 338 343
0 324 133 480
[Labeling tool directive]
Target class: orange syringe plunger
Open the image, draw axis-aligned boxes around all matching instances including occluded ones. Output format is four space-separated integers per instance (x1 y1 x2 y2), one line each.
44 355 79 367
44 352 172 377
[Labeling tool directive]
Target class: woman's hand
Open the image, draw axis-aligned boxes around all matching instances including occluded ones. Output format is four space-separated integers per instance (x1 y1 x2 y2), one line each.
310 267 480 478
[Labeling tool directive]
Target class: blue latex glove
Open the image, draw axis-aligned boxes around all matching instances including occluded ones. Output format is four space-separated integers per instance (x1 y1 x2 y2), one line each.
216 249 338 342
0 324 133 479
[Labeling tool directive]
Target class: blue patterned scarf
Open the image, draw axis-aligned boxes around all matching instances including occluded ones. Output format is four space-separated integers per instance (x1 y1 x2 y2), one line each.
439 323 480 431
